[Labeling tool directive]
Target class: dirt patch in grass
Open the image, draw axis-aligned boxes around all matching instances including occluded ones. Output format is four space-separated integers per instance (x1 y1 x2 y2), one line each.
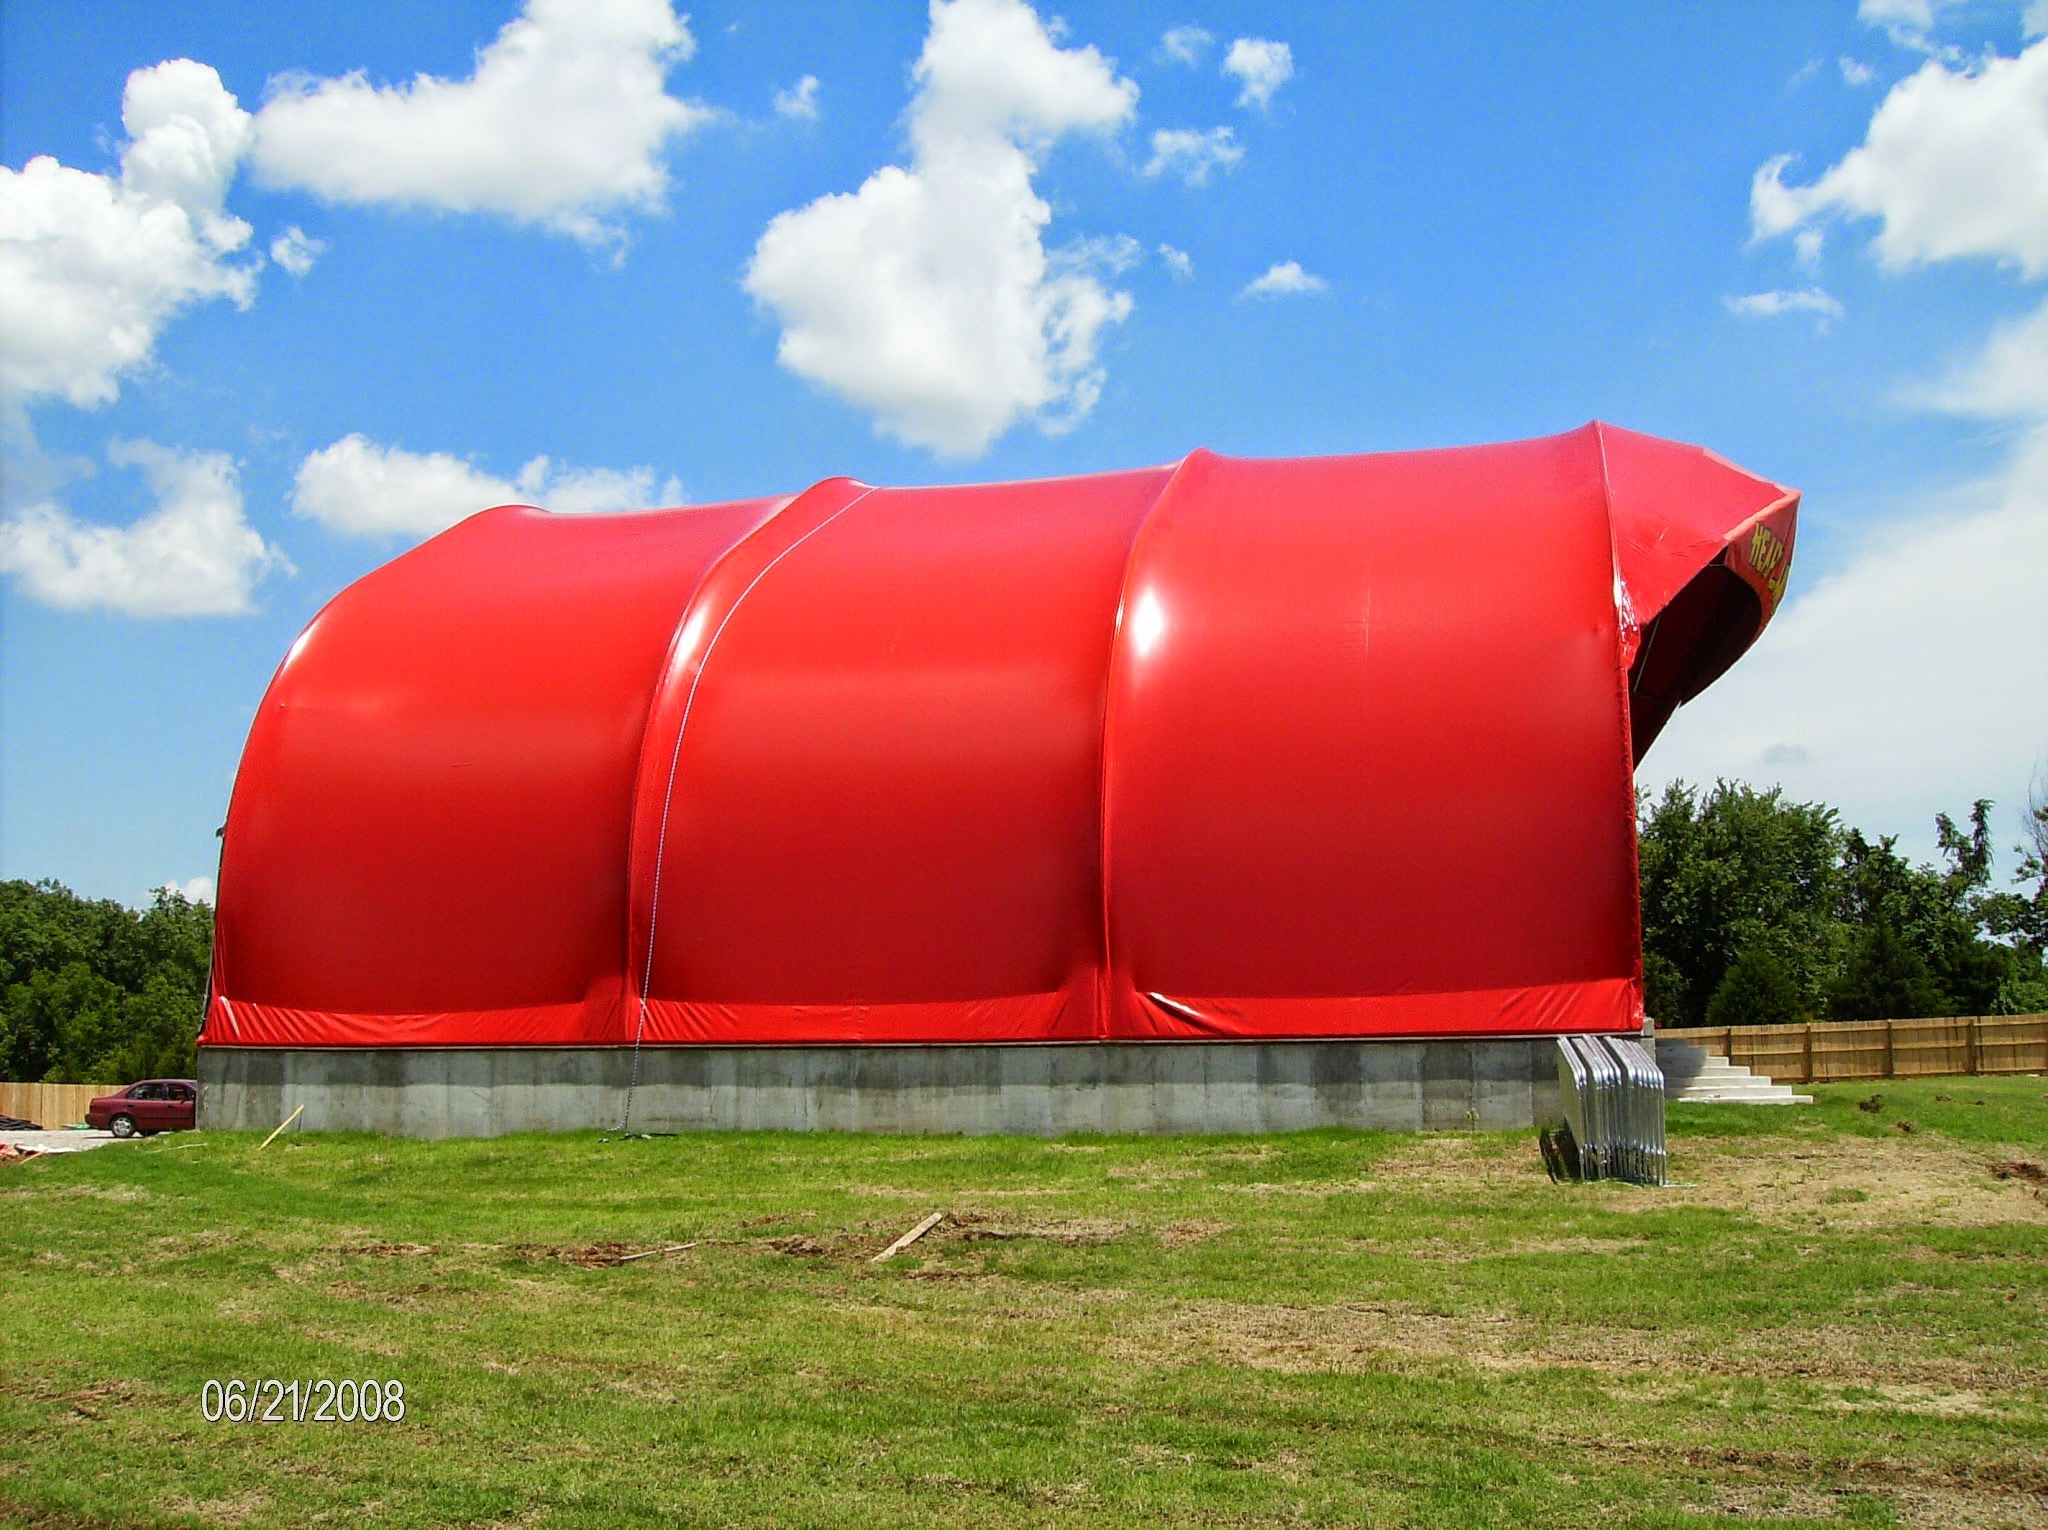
508 1240 666 1267
1369 1130 2048 1230
301 1326 404 1359
604 1372 682 1404
322 1279 439 1310
1156 1218 1230 1248
1698 1482 1846 1522
1616 1437 2048 1513
1673 1138 2048 1230
1822 1384 2007 1419
949 1214 1128 1246
1193 1133 1534 1197
1100 1296 2039 1394
160 1491 266 1527
1987 1161 2047 1199
61 1380 148 1420
1341 1232 1653 1264
765 1234 833 1257
1880 1485 2048 1529
1504 1234 1654 1257
23 1183 149 1203
1694 1479 2048 1528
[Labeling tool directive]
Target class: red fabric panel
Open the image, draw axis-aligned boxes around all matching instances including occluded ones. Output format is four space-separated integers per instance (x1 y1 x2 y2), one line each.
639 468 1169 1014
641 985 1093 1044
213 498 782 1030
1599 421 1798 655
1099 434 1642 1031
1718 497 1799 627
1124 978 1639 1040
208 979 1630 1046
208 995 599 1047
624 476 872 1023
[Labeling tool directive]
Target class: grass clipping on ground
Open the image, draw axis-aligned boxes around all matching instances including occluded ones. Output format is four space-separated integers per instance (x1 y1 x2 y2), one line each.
1 1076 2044 1529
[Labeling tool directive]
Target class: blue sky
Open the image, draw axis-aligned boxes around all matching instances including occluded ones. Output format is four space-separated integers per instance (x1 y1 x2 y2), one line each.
3 0 2045 906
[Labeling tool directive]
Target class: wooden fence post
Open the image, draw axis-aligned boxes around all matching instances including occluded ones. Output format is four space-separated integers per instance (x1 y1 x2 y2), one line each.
1803 1023 1814 1084
1883 1019 1895 1079
1966 1016 1978 1077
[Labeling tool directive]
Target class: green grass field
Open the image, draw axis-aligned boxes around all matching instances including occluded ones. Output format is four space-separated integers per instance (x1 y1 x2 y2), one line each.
3 1077 2044 1528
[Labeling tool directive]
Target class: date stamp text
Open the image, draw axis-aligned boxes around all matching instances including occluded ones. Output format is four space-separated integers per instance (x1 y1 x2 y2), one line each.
201 1378 405 1423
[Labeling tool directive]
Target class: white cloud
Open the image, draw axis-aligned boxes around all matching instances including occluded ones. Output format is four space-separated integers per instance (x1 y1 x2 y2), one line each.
268 224 324 277
1918 297 2048 419
743 0 1138 456
2029 0 2048 40
1859 0 1943 28
158 876 215 905
1751 42 2048 277
291 433 681 539
1223 37 1293 110
1143 126 1243 186
1747 154 1809 241
529 458 684 515
908 0 1137 148
1840 56 1877 85
1793 227 1825 271
1856 0 1968 58
120 58 254 238
292 436 510 537
249 0 709 249
1639 428 2048 865
1158 243 1193 278
774 74 821 120
0 441 292 617
1723 286 1844 326
1159 25 1213 66
0 59 257 411
1240 259 1326 299
1055 232 1141 275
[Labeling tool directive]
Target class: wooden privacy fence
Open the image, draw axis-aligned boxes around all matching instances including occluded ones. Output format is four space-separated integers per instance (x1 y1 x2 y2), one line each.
0 1083 114 1129
1671 1015 2047 1084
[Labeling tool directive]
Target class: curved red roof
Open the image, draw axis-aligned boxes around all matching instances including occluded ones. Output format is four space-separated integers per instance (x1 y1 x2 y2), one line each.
204 423 1795 1048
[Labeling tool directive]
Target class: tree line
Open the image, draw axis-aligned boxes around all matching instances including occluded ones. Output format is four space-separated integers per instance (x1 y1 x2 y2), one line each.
1639 781 2048 1028
0 881 212 1083
2 779 2044 1082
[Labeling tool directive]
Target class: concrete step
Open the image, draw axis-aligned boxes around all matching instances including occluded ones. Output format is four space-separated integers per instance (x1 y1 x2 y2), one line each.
1654 1035 1813 1105
1669 1081 1815 1105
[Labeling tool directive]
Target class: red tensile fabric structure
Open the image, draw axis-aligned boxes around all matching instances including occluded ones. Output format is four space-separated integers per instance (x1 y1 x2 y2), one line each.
202 423 1796 1051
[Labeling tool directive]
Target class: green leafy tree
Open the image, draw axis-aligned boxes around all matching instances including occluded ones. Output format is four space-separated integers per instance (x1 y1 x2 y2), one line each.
1830 921 1947 1021
1705 947 1805 1028
1980 771 2048 1012
1641 951 1690 1030
1640 784 2035 1026
6 962 125 1082
0 879 211 1083
109 972 204 1081
1637 781 1844 1026
1836 804 2015 1017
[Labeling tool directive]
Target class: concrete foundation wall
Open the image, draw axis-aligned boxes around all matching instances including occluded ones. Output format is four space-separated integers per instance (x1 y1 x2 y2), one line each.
199 1040 1567 1138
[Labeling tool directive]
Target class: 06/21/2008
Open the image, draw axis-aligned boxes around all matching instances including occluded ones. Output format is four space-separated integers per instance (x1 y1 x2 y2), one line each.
201 1378 405 1423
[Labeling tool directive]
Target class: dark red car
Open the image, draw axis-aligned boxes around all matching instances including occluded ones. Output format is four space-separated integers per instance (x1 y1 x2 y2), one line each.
85 1080 197 1137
